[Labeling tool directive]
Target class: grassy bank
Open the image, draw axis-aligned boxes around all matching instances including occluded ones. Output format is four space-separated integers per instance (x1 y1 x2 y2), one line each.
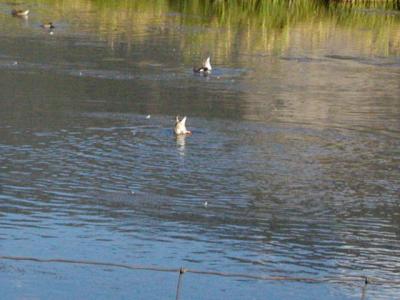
169 0 400 12
9 0 400 56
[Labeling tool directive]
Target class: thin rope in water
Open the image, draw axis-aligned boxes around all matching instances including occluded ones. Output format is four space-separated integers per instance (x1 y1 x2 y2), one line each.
1 255 399 286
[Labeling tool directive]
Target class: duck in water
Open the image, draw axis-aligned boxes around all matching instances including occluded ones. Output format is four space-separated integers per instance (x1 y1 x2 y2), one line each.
193 57 212 74
11 9 29 17
174 116 192 135
41 22 55 30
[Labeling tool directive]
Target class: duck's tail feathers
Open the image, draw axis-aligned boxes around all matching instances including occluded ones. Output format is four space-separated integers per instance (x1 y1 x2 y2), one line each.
181 116 187 126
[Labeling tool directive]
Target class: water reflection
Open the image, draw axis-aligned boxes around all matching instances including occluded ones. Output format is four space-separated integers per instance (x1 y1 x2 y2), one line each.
176 134 186 156
0 1 400 300
1 0 399 56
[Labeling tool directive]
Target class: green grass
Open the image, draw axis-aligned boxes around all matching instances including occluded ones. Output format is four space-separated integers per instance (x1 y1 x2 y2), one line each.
15 0 400 56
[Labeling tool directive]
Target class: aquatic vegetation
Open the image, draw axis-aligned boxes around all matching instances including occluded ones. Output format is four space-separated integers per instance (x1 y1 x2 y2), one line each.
8 0 400 57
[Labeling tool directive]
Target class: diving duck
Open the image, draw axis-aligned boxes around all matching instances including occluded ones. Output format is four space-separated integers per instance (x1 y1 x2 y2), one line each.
41 22 55 30
174 116 191 135
193 57 212 73
11 9 29 17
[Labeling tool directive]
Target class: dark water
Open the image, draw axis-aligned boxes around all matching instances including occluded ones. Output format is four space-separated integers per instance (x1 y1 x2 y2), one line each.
0 1 400 299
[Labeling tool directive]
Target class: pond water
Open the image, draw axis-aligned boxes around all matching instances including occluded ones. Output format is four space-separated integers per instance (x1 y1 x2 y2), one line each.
0 1 399 299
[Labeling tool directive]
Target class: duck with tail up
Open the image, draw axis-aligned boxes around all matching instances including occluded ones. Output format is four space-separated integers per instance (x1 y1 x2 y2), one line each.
193 57 212 74
174 116 192 135
11 9 29 17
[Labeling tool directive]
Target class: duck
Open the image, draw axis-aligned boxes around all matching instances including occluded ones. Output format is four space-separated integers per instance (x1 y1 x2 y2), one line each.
193 57 212 73
41 22 55 30
174 116 191 135
11 9 29 17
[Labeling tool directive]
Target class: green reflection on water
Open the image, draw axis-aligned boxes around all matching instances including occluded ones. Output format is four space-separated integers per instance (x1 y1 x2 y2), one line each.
5 0 400 56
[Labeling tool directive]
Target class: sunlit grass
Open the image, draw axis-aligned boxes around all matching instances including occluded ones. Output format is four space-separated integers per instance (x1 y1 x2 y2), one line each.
10 0 400 57
170 0 400 56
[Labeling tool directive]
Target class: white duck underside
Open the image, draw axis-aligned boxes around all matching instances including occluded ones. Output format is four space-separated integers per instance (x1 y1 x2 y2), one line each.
174 116 188 135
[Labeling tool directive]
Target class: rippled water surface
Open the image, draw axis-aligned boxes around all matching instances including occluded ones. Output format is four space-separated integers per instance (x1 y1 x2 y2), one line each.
0 1 399 299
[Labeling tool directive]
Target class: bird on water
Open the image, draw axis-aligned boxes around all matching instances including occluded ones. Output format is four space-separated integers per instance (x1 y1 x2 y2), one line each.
11 9 29 17
41 22 55 30
174 116 192 135
193 57 212 74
